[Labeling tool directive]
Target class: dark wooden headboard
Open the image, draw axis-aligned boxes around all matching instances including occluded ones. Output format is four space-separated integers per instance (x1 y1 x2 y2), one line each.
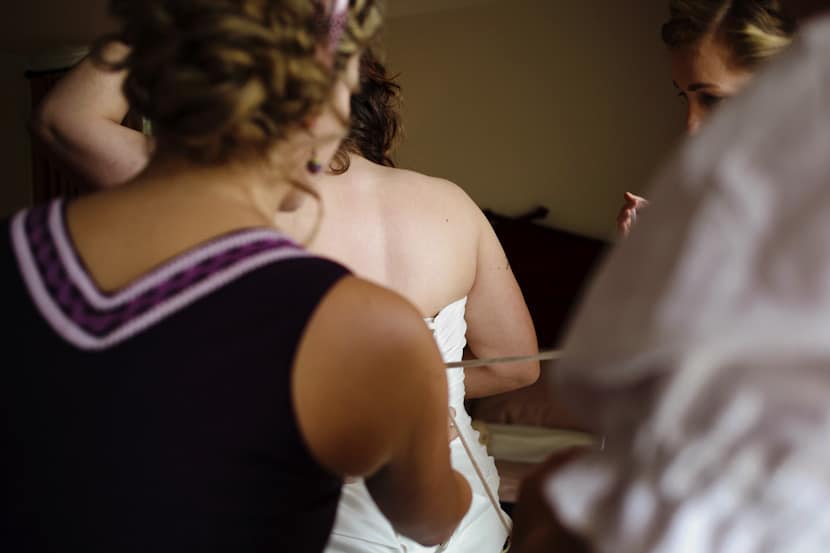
484 207 609 348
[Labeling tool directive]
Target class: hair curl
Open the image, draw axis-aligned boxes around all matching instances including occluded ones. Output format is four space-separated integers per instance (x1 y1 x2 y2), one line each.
330 48 402 173
92 0 382 164
662 0 796 69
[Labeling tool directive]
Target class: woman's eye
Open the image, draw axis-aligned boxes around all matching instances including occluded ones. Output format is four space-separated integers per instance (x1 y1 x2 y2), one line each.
700 93 724 108
677 92 688 104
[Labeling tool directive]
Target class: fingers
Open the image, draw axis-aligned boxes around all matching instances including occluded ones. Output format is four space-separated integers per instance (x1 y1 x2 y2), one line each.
617 207 633 226
624 192 649 209
511 447 593 553
616 207 634 237
448 407 459 442
618 192 649 238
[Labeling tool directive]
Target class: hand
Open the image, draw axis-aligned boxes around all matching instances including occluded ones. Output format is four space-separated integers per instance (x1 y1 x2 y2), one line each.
616 192 649 238
511 447 593 553
448 407 459 442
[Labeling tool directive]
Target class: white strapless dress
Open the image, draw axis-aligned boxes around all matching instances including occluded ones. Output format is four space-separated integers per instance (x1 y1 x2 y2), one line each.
325 297 510 553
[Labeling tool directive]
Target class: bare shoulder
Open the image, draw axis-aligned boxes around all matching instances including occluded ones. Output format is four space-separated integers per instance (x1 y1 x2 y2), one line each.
366 164 484 234
384 166 476 208
292 275 447 476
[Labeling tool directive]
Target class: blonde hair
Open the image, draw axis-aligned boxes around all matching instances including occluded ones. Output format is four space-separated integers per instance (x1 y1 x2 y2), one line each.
92 0 382 164
662 0 796 68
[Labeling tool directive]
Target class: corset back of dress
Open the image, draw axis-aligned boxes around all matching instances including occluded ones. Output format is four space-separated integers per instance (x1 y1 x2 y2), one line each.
425 297 468 410
425 297 500 498
327 296 509 553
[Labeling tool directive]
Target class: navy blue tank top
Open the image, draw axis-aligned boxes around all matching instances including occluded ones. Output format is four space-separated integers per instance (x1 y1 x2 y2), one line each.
2 200 349 552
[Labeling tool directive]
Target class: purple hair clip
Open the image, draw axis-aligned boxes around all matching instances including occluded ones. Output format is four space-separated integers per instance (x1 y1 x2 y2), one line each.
327 0 349 55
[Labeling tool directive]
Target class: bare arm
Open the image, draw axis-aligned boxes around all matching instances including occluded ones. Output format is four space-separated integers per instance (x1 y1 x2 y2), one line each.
293 276 472 546
31 42 149 188
464 208 540 398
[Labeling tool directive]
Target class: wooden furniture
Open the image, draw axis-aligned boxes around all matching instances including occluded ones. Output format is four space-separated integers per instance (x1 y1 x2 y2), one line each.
483 207 608 348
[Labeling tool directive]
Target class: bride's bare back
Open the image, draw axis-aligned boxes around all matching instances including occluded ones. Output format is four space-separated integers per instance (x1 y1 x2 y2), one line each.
280 154 539 397
298 156 478 317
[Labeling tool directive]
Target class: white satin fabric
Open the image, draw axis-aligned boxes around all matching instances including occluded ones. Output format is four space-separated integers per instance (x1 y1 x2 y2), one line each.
325 297 509 553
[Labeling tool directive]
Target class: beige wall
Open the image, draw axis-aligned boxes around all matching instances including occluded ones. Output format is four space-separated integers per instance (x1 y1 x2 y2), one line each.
384 0 684 239
0 0 685 236
0 53 32 217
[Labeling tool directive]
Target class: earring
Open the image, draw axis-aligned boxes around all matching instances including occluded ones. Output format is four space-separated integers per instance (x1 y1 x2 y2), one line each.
306 150 323 174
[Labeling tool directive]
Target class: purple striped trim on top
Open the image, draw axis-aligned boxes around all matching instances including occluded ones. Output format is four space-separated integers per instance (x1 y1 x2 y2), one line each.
11 200 310 350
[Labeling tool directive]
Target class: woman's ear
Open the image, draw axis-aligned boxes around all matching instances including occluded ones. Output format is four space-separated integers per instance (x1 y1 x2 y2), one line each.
344 54 360 93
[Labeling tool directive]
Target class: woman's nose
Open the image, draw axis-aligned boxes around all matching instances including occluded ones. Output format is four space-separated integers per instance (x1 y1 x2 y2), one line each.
686 103 703 135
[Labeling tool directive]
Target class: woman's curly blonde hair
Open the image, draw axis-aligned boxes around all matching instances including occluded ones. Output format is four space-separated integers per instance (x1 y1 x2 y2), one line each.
92 0 382 163
662 1 796 69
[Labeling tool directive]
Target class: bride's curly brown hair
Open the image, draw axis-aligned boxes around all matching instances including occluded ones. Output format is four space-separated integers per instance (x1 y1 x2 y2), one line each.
91 0 382 164
330 47 402 173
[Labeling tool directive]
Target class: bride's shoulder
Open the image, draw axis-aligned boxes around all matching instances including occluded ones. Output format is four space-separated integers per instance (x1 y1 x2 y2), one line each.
378 166 480 215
